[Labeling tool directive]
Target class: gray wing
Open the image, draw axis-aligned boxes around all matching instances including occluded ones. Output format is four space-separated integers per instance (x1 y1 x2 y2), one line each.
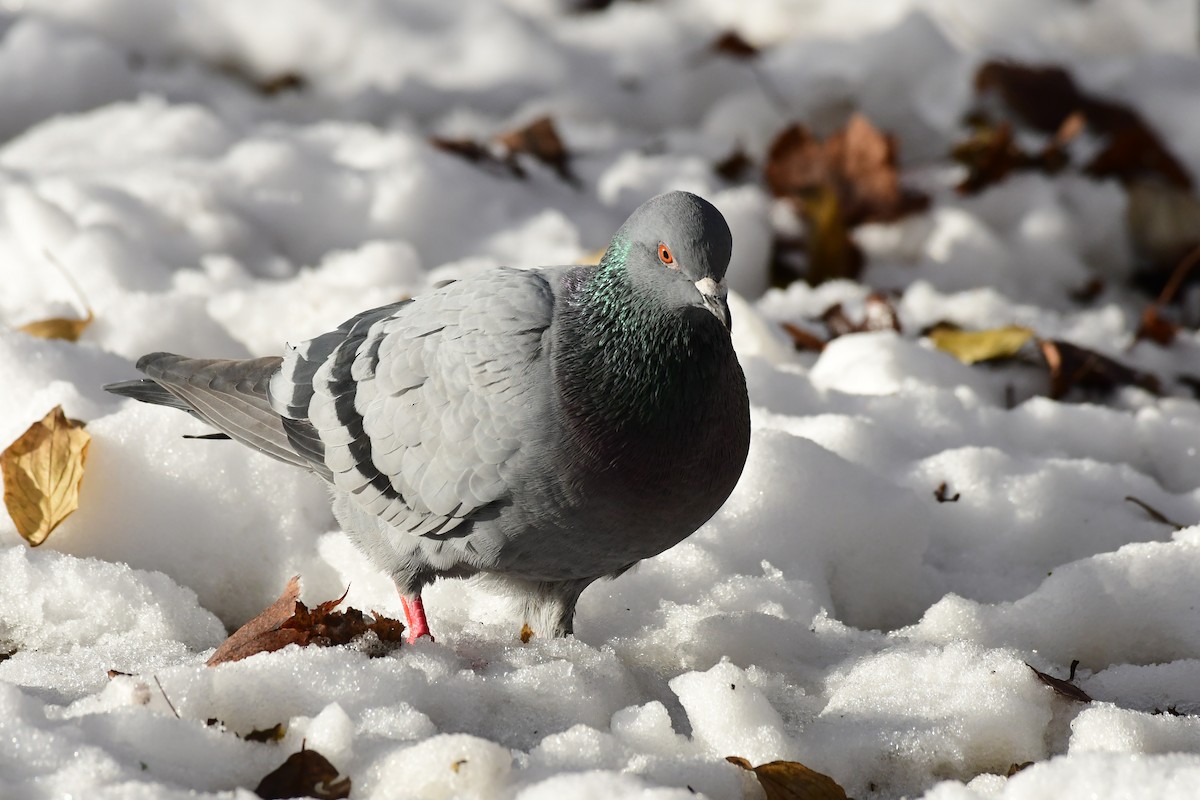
269 267 557 538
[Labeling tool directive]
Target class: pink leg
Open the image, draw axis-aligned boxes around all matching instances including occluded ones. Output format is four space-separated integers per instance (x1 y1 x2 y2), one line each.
400 594 434 643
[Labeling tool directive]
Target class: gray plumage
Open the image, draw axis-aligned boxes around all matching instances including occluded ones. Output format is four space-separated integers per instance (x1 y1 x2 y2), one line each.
105 191 751 638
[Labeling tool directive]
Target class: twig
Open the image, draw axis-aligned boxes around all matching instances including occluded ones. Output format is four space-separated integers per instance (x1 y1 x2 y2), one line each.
153 675 181 719
1124 496 1186 529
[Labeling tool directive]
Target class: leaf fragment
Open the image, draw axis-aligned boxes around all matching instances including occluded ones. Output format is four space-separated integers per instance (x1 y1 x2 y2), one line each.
1038 339 1160 399
1026 662 1092 703
928 325 1034 365
933 483 960 503
2 406 91 546
727 756 849 800
780 322 826 352
18 310 94 342
245 723 288 743
519 623 534 644
255 745 350 800
821 292 901 339
494 116 576 184
710 31 760 59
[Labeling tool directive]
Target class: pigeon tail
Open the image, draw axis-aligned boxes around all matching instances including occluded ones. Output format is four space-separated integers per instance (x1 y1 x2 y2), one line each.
106 352 323 475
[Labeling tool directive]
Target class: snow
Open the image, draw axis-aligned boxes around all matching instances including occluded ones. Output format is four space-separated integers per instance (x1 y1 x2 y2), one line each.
1 0 1200 798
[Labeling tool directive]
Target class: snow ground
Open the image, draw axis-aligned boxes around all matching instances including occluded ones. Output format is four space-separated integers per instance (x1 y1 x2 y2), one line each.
2 0 1200 797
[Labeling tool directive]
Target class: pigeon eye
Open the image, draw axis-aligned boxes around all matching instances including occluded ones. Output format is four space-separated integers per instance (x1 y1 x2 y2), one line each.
658 243 675 266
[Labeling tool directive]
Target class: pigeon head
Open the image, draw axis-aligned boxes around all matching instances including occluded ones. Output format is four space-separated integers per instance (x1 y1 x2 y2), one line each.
599 191 734 328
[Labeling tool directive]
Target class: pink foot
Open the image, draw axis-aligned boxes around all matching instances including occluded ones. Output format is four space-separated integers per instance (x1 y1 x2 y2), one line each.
400 594 434 643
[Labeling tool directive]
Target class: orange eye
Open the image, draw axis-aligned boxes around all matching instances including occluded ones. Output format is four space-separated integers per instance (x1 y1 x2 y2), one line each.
658 243 674 266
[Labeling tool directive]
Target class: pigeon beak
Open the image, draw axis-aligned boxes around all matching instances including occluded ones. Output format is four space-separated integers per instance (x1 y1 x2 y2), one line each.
694 277 730 329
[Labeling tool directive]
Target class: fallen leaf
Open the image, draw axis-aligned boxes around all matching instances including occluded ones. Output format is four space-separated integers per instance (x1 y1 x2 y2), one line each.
974 60 1191 190
1026 662 1092 703
820 293 901 339
207 577 406 666
429 136 522 178
520 624 534 644
951 119 1074 195
18 310 94 342
934 483 960 503
1086 125 1193 190
1133 305 1180 348
928 325 1034 365
714 148 755 183
1007 762 1035 777
974 62 1087 134
255 745 350 800
780 322 826 352
245 723 288 743
494 116 576 184
797 185 864 285
711 31 760 59
207 577 303 666
766 114 929 229
727 756 849 800
1038 339 1160 399
2 406 91 546
215 60 308 97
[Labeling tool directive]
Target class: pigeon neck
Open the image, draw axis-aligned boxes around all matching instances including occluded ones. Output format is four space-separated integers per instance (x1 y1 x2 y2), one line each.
557 259 698 431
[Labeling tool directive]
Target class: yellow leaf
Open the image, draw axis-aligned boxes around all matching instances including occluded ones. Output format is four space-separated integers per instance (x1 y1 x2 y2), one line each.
19 310 94 342
2 406 91 546
928 324 1034 365
727 756 848 800
800 185 863 286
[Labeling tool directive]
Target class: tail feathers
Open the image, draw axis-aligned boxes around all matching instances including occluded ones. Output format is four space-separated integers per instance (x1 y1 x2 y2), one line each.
103 379 195 413
106 352 330 477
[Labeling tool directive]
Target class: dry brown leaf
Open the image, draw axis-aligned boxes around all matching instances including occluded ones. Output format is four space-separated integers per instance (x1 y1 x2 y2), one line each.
727 756 849 800
1133 305 1180 348
207 577 406 666
1026 661 1092 703
244 723 287 743
933 482 960 503
714 148 755 183
520 623 534 644
973 60 1191 190
1038 339 1161 399
928 325 1034 365
494 116 576 184
780 322 827 352
711 31 760 59
2 406 91 546
821 292 902 338
255 745 350 800
766 114 928 229
207 576 303 666
951 120 1072 195
18 310 94 342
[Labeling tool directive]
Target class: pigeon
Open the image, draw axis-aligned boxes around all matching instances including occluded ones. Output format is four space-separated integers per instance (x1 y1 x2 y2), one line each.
105 191 751 641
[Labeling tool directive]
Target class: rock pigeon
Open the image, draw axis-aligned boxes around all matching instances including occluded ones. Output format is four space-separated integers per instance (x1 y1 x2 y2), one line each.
105 191 751 640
